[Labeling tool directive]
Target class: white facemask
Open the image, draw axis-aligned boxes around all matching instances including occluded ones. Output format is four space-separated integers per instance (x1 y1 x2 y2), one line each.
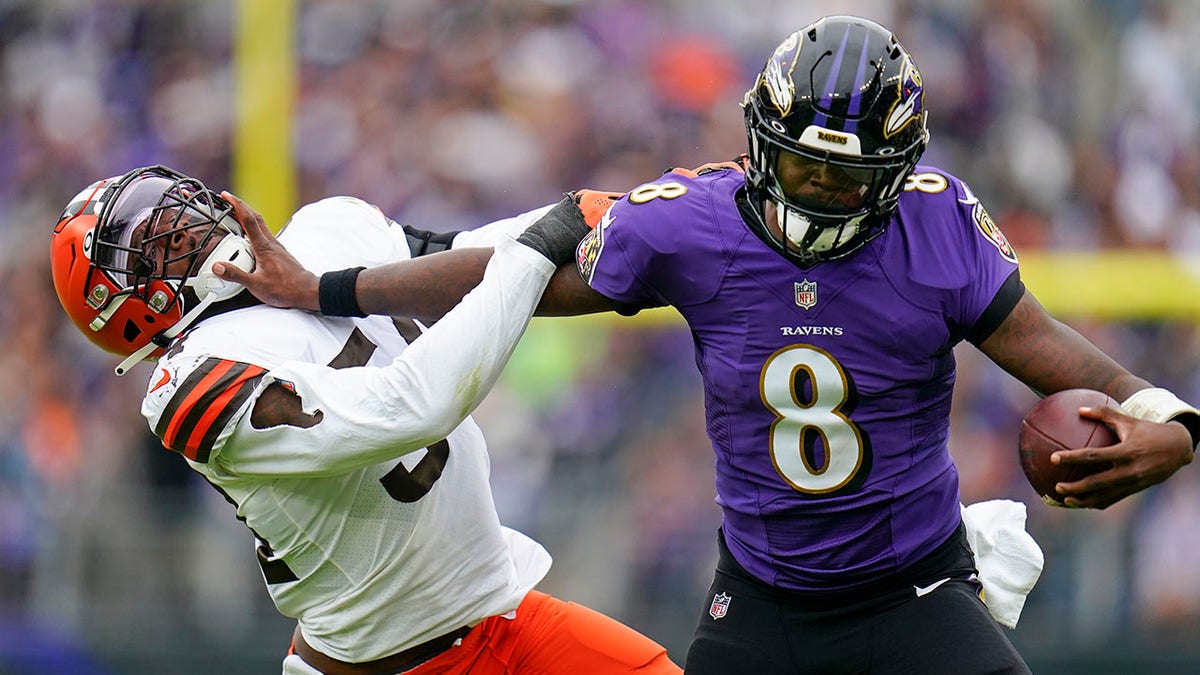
775 200 864 254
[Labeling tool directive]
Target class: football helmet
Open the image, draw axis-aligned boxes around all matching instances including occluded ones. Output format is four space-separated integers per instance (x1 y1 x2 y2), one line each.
743 15 929 266
51 166 252 372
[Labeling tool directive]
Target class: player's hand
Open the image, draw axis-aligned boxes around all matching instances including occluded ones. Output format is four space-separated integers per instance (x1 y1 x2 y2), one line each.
213 191 320 311
1052 403 1193 509
573 189 623 229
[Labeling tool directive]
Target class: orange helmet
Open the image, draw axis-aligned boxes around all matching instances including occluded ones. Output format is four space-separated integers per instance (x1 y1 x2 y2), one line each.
50 165 242 360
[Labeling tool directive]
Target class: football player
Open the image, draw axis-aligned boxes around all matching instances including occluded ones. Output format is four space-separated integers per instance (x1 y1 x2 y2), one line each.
50 166 681 674
213 15 1200 675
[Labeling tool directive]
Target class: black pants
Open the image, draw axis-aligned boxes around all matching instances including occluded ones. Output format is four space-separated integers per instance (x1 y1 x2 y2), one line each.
684 526 1030 675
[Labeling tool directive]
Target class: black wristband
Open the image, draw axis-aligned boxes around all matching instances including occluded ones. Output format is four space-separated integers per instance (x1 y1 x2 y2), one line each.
318 267 367 317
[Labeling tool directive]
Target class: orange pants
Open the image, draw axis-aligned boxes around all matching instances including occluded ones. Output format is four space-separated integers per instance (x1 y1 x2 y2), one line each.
407 590 680 674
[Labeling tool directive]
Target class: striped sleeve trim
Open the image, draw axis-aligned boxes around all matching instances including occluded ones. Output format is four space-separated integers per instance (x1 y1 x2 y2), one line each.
155 358 267 462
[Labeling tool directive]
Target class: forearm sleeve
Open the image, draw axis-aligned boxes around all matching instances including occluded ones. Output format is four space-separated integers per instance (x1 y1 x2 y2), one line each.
449 204 556 249
222 237 554 476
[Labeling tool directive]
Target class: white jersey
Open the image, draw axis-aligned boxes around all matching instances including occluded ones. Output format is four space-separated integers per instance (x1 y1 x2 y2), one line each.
140 197 555 662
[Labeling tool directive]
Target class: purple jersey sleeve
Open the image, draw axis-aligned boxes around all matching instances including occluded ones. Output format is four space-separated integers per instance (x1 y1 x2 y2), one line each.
577 171 746 312
887 168 1021 344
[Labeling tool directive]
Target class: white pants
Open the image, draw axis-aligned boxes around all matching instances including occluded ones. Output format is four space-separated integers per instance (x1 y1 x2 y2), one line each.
282 653 323 675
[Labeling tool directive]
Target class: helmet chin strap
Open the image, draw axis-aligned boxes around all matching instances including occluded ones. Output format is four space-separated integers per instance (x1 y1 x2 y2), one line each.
114 235 255 377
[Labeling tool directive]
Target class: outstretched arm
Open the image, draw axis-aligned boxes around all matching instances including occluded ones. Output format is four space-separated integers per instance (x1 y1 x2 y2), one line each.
215 192 615 323
355 247 611 321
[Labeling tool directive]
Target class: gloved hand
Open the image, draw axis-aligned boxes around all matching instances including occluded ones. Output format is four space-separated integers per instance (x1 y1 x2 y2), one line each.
573 189 623 228
517 190 621 266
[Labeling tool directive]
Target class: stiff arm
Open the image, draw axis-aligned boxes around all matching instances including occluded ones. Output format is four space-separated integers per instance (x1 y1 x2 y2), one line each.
215 192 614 323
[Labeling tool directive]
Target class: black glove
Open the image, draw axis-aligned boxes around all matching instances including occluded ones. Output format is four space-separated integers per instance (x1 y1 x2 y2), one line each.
516 193 591 267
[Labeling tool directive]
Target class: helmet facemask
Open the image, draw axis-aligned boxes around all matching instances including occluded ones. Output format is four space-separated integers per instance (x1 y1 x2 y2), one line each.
88 166 243 315
742 16 930 268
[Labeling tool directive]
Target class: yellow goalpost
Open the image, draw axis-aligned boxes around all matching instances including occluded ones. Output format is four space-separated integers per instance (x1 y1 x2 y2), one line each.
232 0 297 234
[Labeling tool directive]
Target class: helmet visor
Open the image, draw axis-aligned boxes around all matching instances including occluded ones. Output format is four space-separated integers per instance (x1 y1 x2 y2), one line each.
92 168 233 290
772 150 888 216
94 174 177 288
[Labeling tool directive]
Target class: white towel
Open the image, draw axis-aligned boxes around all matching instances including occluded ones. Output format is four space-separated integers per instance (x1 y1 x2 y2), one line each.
960 500 1045 628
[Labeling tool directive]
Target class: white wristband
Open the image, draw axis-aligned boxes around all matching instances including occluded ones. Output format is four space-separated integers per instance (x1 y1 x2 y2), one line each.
1121 388 1199 424
1122 388 1200 450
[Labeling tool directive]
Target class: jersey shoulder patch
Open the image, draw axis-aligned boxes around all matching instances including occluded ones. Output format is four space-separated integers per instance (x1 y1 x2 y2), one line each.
902 169 1018 264
948 175 1018 264
148 356 268 462
969 200 1017 263
576 226 604 285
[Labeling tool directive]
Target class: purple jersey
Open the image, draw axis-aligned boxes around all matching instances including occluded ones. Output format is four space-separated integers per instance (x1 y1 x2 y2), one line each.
576 164 1022 591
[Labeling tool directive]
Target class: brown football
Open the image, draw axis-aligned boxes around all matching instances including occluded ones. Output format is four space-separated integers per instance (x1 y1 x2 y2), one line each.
1018 388 1118 507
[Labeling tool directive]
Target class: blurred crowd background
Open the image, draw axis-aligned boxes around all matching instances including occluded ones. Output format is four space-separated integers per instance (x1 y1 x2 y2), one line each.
2 0 1200 672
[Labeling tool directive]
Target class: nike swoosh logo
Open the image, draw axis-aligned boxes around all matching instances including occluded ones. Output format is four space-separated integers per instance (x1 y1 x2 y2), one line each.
149 368 171 394
914 577 951 597
958 181 980 206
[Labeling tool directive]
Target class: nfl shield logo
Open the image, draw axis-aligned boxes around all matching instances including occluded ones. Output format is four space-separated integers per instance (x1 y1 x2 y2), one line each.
794 279 817 309
709 592 731 620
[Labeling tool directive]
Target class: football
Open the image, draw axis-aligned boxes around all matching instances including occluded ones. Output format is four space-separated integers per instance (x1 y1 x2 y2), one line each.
1018 388 1118 507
